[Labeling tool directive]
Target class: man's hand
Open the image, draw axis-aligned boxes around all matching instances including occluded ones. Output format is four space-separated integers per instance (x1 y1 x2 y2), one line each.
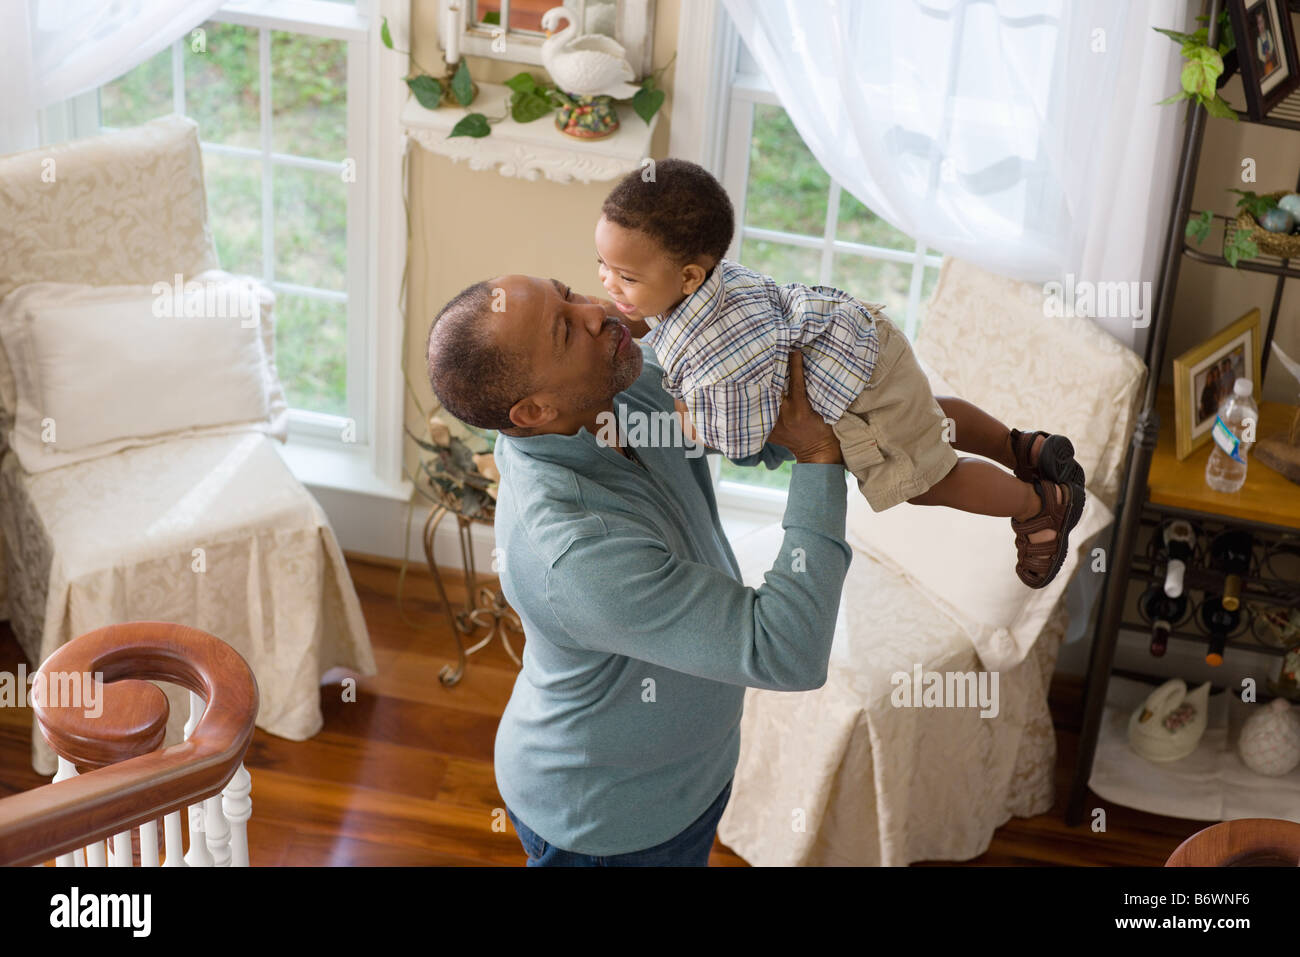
767 350 843 465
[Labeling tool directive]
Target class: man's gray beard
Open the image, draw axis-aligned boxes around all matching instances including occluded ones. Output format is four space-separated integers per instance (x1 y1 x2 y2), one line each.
562 344 642 414
612 343 643 394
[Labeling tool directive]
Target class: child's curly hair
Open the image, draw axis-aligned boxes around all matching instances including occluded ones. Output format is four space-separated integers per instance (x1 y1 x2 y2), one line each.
601 158 735 266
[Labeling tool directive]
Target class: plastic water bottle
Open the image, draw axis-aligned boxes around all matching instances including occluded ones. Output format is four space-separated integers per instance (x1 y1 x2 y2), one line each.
1204 378 1258 493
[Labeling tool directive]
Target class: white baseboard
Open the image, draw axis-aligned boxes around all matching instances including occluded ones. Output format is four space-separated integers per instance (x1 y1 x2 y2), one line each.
306 481 499 572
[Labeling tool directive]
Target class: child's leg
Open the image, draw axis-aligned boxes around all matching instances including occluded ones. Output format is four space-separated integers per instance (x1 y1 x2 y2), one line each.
906 396 1084 588
933 395 1028 472
906 457 1062 540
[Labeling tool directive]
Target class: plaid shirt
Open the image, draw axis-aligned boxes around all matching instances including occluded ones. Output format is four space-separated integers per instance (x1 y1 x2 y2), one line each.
643 259 881 461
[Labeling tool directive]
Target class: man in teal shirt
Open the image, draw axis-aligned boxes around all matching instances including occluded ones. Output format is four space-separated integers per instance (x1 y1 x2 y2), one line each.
426 274 851 866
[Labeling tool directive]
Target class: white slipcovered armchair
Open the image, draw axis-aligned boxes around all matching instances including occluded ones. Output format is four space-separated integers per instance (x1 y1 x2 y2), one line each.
717 257 1145 865
0 115 376 775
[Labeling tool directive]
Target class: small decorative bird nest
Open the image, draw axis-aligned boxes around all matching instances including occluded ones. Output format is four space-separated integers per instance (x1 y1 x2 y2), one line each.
1235 191 1300 258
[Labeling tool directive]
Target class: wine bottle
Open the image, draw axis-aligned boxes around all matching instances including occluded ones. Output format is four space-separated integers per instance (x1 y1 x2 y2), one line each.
1161 520 1196 598
1209 530 1253 612
1200 594 1240 666
1140 583 1188 657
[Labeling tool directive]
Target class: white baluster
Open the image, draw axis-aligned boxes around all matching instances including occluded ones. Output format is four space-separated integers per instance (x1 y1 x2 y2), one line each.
204 794 231 867
139 818 160 867
85 839 106 867
162 812 187 867
222 764 252 867
185 801 213 866
53 758 79 868
110 830 132 867
183 691 213 867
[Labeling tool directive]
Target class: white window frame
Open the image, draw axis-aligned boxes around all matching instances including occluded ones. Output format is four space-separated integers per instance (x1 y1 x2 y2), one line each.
671 0 941 518
98 0 371 447
38 0 411 501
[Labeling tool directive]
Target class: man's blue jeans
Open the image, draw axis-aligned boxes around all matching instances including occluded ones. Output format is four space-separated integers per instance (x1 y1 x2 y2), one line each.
505 779 733 866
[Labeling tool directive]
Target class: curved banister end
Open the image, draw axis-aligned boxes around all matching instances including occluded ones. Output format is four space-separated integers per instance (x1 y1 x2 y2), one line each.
1 622 259 867
34 620 259 769
34 679 169 770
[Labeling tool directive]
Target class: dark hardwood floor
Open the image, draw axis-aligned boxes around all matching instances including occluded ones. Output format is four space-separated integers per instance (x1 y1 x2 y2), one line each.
0 555 1209 866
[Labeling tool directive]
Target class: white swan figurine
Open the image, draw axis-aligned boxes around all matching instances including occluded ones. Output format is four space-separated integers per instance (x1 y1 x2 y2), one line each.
1128 678 1211 763
540 5 640 99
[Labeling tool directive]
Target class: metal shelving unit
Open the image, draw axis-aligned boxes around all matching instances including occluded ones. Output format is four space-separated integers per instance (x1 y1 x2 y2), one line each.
1065 0 1300 826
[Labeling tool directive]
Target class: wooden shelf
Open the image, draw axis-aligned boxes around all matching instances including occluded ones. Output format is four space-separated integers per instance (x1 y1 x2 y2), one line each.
1148 386 1300 530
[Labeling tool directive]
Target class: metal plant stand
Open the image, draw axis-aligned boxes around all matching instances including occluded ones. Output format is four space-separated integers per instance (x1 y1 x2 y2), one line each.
421 504 522 688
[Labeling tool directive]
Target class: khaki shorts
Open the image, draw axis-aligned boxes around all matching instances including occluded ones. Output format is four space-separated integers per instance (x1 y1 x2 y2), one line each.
831 312 958 512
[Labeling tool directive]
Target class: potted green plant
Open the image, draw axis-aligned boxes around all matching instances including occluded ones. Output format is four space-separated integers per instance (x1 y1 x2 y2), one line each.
381 16 669 139
1154 9 1237 120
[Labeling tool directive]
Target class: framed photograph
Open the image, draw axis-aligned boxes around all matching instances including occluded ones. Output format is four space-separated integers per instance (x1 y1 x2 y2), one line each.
1228 0 1300 119
1173 308 1264 460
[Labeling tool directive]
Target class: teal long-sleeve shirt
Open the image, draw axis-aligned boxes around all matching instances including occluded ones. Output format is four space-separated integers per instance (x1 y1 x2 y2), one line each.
491 342 852 857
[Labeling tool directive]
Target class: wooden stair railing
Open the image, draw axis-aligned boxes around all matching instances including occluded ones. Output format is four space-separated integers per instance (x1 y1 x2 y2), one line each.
0 621 259 868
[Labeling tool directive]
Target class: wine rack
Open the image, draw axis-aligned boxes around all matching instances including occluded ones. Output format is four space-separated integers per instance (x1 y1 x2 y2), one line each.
1119 508 1300 660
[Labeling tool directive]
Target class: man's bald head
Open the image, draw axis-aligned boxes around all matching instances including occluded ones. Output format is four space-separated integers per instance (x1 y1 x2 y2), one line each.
426 279 528 431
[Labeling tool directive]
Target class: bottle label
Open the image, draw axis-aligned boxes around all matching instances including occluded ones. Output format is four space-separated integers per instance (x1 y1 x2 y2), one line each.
1211 415 1246 464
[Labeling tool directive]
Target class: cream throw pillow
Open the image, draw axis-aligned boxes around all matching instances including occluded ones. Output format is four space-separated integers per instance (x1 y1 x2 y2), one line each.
0 271 288 473
844 355 1112 672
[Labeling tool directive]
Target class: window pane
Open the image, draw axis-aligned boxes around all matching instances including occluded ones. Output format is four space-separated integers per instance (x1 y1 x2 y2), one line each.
510 0 551 32
829 255 914 322
101 46 172 128
274 292 348 416
719 457 792 490
202 152 262 276
273 165 347 291
837 188 913 252
744 103 828 237
915 265 940 334
473 0 501 27
185 22 259 147
272 30 347 158
474 0 549 32
738 239 820 287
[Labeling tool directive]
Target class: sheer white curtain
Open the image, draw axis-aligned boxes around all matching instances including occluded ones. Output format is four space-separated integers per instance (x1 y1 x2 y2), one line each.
721 0 1190 347
0 0 227 155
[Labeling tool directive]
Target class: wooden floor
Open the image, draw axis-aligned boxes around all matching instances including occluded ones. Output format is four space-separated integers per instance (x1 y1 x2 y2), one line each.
0 555 1210 866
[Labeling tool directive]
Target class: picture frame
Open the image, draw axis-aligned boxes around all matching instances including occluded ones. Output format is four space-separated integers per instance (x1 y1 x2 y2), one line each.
1173 308 1264 460
1228 0 1300 119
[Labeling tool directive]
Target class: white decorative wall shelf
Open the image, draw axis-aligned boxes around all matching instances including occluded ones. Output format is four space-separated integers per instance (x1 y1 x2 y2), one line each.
401 82 658 184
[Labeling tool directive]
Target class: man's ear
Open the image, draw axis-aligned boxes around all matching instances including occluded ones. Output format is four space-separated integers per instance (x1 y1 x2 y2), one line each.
680 261 709 297
509 394 556 431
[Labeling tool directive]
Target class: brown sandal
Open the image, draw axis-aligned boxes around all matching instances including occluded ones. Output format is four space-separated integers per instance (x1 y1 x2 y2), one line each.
1009 428 1085 487
1012 478 1086 589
